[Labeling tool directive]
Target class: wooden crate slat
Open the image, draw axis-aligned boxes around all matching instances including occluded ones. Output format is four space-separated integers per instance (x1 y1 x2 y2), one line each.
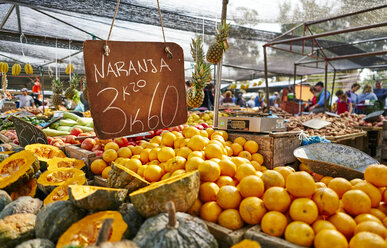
204 220 250 248
244 225 304 248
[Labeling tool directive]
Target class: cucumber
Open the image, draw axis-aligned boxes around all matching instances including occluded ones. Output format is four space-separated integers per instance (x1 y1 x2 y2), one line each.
60 119 78 126
77 117 93 126
85 122 94 128
73 125 94 132
57 126 73 132
63 112 80 121
43 128 71 136
50 122 60 129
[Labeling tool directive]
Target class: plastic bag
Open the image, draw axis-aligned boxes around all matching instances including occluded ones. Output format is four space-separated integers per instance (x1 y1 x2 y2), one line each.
298 130 331 146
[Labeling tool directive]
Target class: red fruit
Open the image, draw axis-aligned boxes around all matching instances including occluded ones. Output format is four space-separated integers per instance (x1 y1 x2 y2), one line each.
78 133 89 137
47 137 54 144
52 141 64 147
145 131 155 138
81 138 96 151
70 128 83 137
114 137 129 148
65 135 77 144
194 125 204 130
91 144 102 152
135 136 144 141
201 123 209 129
13 139 19 145
128 141 136 146
155 129 164 136
94 150 104 157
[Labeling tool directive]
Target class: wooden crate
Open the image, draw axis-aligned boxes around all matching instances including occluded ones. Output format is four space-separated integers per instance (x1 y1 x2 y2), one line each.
228 131 301 169
64 145 97 164
203 221 250 248
244 225 303 248
327 131 367 151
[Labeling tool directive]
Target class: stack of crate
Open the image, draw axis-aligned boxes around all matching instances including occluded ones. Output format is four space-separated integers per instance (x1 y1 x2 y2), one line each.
383 121 387 163
366 129 383 162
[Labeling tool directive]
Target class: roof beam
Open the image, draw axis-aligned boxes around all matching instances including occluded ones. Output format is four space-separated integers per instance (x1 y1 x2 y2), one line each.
15 4 21 33
0 4 15 30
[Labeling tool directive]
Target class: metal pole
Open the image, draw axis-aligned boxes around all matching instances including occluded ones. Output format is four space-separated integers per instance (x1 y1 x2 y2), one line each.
39 67 44 113
15 5 22 34
330 69 336 111
0 4 15 30
293 63 297 115
263 46 270 113
324 60 328 112
300 75 303 114
213 0 228 128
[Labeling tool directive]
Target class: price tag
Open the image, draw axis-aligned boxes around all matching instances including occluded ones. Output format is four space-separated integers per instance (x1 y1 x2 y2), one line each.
12 116 48 147
83 41 188 139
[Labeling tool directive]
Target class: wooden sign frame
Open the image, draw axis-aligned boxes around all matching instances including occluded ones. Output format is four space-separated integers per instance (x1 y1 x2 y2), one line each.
12 116 48 147
83 41 187 139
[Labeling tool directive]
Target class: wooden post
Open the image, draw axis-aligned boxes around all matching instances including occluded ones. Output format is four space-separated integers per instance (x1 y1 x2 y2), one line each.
324 60 328 112
213 0 228 128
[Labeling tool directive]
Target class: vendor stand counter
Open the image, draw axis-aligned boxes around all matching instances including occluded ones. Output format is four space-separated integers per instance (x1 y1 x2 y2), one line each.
228 131 301 169
325 131 367 153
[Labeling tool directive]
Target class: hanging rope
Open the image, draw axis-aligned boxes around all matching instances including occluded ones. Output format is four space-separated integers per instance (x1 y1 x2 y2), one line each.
55 39 58 80
104 0 121 56
156 0 172 58
20 33 27 58
69 39 72 81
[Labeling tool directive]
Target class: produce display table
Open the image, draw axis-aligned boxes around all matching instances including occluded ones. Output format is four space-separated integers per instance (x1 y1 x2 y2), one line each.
227 131 301 169
326 131 367 151
354 126 383 162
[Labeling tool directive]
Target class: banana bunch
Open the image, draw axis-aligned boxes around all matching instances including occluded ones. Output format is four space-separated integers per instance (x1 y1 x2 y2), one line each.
0 62 9 73
2 73 7 93
24 63 33 74
229 82 237 89
258 81 263 86
12 63 21 76
241 83 250 90
253 82 258 87
66 63 74 74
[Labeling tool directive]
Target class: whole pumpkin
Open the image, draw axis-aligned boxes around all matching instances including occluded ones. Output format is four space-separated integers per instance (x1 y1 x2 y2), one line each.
133 201 217 248
0 190 12 212
0 196 42 219
0 213 36 247
16 238 55 248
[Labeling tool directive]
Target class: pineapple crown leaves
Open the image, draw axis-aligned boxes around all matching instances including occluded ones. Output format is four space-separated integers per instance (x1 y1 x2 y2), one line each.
215 21 231 45
51 78 63 94
69 73 80 88
190 61 212 89
190 36 205 64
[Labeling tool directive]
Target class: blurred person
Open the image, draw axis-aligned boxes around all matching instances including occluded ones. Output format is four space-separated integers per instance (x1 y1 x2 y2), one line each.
236 93 246 107
309 82 330 113
269 92 279 106
222 90 234 104
274 96 280 109
334 90 353 114
246 97 255 108
374 81 387 106
358 84 378 103
219 91 225 105
14 88 35 108
200 84 214 110
345 83 360 112
255 90 265 107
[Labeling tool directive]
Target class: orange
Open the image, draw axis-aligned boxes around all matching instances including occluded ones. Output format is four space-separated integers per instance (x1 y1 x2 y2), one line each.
252 153 264 165
224 146 233 156
101 166 111 179
299 163 312 173
148 148 160 161
235 163 256 181
157 147 175 162
117 147 132 158
370 208 387 221
312 188 340 216
187 151 205 160
314 173 325 182
182 126 200 138
314 229 348 248
384 217 387 228
355 213 383 224
161 172 171 181
218 209 244 230
216 176 236 188
102 149 118 163
350 178 364 186
320 176 334 186
328 177 352 198
354 221 387 239
250 161 261 171
238 175 264 198
171 169 185 177
200 201 222 223
342 189 371 216
144 165 163 182
230 143 243 156
187 135 209 151
90 159 108 175
211 130 228 141
199 130 209 138
172 131 183 138
198 160 221 182
129 146 143 155
231 240 261 248
114 157 125 164
328 212 356 238
219 159 237 177
188 198 202 216
312 220 337 234
148 160 160 165
123 158 141 172
284 221 314 247
149 136 161 145
161 132 176 147
364 164 387 187
244 140 259 154
378 204 387 216
104 142 119 151
216 186 242 209
185 157 204 172
231 157 250 167
205 128 214 137
384 188 387 203
289 198 318 224
139 148 151 164
261 211 287 237
286 171 316 197
261 170 285 189
233 137 246 147
173 137 186 149
239 197 267 225
238 151 252 161
176 147 193 159
349 231 386 248
204 143 224 160
273 166 293 182
353 181 382 208
263 186 291 212
316 182 327 189
165 156 186 173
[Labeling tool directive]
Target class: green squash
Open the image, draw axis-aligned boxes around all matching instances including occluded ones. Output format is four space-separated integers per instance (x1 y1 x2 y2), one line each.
0 190 12 212
35 201 86 243
119 203 144 239
133 202 217 248
0 213 36 247
16 239 55 248
0 196 42 219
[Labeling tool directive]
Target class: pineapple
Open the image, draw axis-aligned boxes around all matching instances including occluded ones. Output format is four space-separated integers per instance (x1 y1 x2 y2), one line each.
51 78 63 107
64 74 80 99
190 36 204 63
206 21 231 64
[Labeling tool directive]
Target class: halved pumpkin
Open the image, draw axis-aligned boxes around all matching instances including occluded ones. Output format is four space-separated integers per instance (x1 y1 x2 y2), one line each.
0 150 39 191
43 177 86 205
130 170 200 218
56 211 127 247
108 163 149 193
25 144 66 171
9 178 37 200
68 185 128 210
47 157 85 171
37 168 85 194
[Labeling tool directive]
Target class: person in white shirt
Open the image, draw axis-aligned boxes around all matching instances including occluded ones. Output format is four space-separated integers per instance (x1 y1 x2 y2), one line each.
14 88 35 108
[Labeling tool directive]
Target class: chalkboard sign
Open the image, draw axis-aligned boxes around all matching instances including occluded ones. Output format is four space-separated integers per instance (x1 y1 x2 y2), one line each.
12 116 48 147
83 41 187 139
